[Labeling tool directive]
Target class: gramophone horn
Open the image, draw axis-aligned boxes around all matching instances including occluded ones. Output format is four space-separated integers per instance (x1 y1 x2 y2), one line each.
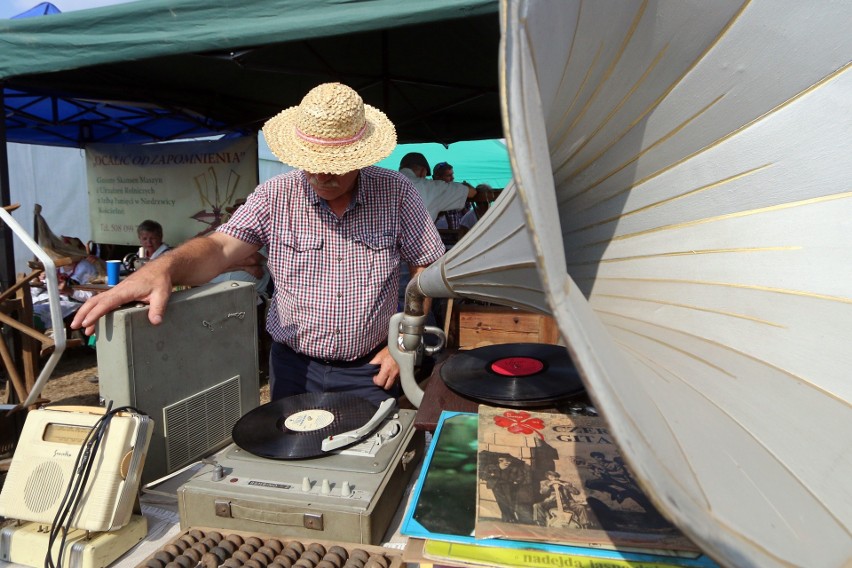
404 1 852 566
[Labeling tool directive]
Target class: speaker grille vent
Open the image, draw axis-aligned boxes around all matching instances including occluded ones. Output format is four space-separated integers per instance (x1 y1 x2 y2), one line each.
163 375 242 471
24 461 64 513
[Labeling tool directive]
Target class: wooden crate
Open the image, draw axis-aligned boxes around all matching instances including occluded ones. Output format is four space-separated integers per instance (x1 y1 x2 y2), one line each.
452 303 559 348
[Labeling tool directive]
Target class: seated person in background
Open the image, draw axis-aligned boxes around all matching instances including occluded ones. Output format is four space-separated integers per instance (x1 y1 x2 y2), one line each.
459 184 496 234
137 219 172 260
433 161 469 230
31 261 97 336
399 153 476 222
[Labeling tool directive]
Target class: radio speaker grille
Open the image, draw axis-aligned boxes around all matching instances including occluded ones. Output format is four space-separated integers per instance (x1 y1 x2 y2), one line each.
23 461 64 513
163 376 242 472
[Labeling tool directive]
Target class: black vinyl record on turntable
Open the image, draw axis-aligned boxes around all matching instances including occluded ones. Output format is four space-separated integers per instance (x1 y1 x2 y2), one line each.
440 343 584 407
232 392 378 459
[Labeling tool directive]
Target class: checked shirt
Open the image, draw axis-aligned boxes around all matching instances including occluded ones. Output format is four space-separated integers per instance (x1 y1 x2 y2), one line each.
217 166 445 361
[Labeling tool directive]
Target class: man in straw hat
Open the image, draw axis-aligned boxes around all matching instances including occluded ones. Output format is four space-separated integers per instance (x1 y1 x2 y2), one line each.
72 82 445 406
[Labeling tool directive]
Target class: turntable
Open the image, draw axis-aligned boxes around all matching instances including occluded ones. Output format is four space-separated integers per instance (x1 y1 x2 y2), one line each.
178 394 424 545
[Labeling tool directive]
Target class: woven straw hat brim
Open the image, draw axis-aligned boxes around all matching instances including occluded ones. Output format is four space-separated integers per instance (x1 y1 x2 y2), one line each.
263 104 397 175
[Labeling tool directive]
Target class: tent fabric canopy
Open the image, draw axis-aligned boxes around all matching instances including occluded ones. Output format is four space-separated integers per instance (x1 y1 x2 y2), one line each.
0 0 501 147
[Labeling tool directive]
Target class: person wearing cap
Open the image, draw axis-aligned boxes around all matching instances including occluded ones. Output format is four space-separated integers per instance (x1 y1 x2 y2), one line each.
72 82 445 407
432 161 469 230
399 153 476 222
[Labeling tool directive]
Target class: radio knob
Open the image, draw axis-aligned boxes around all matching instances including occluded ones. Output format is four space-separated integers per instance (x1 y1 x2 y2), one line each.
321 479 331 494
341 481 352 497
302 477 311 492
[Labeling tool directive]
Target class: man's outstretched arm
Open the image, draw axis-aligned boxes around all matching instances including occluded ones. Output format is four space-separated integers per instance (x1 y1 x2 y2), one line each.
71 233 260 336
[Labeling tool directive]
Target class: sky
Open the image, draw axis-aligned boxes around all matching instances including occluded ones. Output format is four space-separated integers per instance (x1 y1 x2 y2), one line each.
0 0 137 19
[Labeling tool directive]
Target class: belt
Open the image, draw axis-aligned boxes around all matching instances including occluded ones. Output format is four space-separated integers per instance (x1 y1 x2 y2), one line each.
283 342 385 368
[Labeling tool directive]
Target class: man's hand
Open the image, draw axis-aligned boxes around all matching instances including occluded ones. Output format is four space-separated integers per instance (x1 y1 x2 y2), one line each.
70 264 173 336
369 346 400 390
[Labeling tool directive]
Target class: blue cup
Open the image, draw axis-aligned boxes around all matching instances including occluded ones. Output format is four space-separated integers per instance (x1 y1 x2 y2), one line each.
106 260 121 286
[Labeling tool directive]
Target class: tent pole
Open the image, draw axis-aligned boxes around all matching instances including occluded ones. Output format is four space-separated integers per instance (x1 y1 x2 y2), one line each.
0 83 16 290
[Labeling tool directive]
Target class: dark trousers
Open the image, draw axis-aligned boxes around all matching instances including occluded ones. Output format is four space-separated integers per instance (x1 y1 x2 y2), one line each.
268 342 401 407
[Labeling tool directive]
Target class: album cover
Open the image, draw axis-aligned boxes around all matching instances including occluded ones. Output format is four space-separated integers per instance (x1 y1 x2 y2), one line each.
475 405 701 553
403 411 717 566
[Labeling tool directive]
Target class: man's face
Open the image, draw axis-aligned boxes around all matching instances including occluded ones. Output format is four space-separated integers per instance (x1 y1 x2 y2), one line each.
435 167 454 182
306 170 359 203
498 458 511 470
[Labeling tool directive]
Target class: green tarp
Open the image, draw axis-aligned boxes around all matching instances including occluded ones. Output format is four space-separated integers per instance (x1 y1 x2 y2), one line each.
0 0 502 146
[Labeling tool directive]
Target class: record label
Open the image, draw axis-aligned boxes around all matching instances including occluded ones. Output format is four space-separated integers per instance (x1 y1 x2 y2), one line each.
441 343 584 407
491 357 544 376
284 409 335 432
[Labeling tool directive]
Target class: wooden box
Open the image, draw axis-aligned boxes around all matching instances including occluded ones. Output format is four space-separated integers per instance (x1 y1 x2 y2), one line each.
453 303 559 348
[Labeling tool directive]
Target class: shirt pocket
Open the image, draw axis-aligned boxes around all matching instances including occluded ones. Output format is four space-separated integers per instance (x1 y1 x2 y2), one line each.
353 232 399 287
277 230 324 288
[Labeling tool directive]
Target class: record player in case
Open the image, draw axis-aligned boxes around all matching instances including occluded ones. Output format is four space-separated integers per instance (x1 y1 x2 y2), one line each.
177 408 423 545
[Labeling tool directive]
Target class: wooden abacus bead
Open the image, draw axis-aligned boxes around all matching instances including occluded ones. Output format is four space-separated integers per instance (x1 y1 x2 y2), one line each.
349 550 370 563
363 557 388 568
233 549 252 563
322 552 344 568
192 541 210 555
286 541 306 555
316 560 338 568
244 559 265 568
264 539 284 554
218 539 238 555
245 536 265 548
201 537 219 550
272 554 294 568
207 531 224 542
188 529 206 541
240 543 259 555
258 546 278 561
301 550 322 565
307 543 326 557
226 534 245 547
200 552 221 568
153 550 174 564
222 559 243 568
144 559 165 568
251 550 273 564
182 547 202 563
327 546 348 561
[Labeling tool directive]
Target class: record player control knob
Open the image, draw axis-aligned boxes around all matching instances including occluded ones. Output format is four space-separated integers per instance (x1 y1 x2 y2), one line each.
212 464 225 482
302 477 311 492
321 479 331 494
342 481 352 497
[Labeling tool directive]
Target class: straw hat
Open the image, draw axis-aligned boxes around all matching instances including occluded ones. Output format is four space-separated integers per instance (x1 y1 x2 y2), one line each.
262 83 397 175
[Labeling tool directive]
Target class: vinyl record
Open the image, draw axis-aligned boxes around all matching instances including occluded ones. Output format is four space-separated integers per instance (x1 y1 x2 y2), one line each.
440 343 584 407
232 392 378 459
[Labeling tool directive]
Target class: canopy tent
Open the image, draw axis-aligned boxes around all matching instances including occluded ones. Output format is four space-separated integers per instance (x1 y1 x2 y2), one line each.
0 0 504 286
10 2 60 19
0 0 501 148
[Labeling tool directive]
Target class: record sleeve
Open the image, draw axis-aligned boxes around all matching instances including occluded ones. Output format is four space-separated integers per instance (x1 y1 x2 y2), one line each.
401 411 717 566
475 406 705 555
